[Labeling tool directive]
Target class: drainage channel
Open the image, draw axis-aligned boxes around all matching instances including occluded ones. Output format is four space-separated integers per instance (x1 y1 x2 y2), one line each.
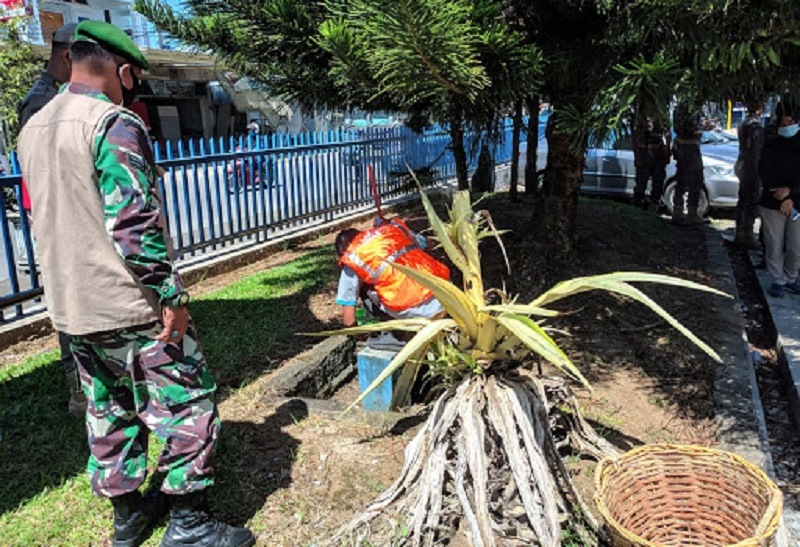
725 242 800 541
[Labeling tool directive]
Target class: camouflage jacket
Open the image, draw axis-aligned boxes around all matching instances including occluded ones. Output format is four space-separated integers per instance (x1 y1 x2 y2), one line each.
78 83 184 302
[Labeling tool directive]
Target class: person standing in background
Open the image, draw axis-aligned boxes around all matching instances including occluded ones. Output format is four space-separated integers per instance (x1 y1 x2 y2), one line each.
671 102 707 225
733 100 765 250
632 115 671 211
17 23 86 417
758 94 800 298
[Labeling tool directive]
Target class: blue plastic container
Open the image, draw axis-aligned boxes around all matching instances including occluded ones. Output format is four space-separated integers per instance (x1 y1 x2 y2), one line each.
356 346 400 411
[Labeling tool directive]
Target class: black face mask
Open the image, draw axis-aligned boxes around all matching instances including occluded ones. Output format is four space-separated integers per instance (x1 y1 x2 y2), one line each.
116 64 140 108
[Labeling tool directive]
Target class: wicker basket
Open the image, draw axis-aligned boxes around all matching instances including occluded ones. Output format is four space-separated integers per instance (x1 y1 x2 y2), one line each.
594 444 783 546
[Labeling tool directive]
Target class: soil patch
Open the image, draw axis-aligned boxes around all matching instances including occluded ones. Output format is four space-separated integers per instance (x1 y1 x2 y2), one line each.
1 195 727 545
213 195 723 545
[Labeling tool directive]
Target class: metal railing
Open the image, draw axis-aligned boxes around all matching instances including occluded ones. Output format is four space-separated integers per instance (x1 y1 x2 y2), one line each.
0 122 524 321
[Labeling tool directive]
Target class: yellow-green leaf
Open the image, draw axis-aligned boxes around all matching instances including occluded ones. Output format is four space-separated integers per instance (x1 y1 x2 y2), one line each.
391 262 479 340
417 186 469 274
481 304 562 317
496 313 591 389
531 272 729 307
600 283 721 362
342 319 456 414
304 318 432 336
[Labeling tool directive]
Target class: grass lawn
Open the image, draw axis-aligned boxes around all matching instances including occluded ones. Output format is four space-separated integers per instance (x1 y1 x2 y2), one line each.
0 245 339 545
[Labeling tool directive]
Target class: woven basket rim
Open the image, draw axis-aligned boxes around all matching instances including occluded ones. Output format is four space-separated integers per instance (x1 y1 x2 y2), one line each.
593 443 783 547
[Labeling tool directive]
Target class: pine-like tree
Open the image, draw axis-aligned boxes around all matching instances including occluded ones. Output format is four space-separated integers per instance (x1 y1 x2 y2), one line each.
136 0 542 191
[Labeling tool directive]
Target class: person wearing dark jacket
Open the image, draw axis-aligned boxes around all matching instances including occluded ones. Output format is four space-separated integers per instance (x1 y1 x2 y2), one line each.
671 102 707 225
734 100 765 249
632 115 671 211
758 94 800 298
17 23 86 417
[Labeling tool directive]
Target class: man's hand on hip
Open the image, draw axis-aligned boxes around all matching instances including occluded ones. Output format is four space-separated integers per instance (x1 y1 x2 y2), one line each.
157 306 190 343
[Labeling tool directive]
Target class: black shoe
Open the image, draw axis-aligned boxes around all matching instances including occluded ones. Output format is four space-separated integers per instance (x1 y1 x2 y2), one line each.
111 491 167 547
161 492 255 547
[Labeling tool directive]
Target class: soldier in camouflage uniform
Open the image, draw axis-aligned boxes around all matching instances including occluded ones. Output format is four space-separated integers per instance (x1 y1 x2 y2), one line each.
17 22 254 547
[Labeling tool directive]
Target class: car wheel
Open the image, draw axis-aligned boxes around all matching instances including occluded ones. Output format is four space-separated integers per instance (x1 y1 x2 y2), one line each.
662 179 709 216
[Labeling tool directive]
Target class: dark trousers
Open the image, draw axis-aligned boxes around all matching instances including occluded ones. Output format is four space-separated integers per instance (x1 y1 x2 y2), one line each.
634 148 667 205
58 331 76 374
735 176 761 234
673 143 703 210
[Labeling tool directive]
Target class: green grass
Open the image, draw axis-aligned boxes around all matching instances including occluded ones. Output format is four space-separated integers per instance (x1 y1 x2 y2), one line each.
0 247 338 545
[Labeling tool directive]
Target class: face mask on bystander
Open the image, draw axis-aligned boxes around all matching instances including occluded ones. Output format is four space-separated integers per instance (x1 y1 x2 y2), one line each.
778 124 799 139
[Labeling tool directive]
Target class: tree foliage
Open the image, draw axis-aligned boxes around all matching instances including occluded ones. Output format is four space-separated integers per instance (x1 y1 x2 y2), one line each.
137 0 800 252
0 18 42 151
137 0 542 192
137 0 541 115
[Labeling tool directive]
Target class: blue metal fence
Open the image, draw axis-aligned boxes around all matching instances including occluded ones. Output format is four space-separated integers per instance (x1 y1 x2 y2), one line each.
0 121 524 321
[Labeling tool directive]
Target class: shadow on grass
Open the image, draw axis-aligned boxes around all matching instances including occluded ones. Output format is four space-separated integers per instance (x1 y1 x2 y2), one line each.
0 357 88 515
191 245 339 390
0 246 338 518
210 399 309 525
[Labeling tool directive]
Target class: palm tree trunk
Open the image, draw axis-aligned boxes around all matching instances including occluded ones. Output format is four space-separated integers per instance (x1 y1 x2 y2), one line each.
510 99 522 202
331 374 614 545
449 107 469 191
533 110 586 257
524 96 539 195
471 135 494 193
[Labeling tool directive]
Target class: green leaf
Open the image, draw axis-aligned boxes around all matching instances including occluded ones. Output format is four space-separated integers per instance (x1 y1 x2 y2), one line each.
534 273 722 363
416 185 469 274
766 46 780 66
532 272 729 307
481 304 562 317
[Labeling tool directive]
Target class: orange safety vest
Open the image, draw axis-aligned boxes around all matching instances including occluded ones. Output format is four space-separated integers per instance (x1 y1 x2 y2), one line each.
340 219 450 312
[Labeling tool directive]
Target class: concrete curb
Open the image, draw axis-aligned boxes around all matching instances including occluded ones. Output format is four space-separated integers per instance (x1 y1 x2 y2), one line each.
748 248 800 543
751 251 800 435
707 227 793 545
706 229 774 470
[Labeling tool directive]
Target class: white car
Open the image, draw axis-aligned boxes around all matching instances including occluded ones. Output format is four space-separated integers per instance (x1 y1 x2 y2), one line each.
527 133 739 216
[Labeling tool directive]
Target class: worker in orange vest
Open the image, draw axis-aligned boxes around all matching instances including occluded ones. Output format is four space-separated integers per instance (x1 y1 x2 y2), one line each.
335 217 450 346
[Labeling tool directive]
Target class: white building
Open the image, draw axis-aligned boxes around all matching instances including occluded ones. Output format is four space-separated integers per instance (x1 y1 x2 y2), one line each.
5 0 351 139
19 0 170 50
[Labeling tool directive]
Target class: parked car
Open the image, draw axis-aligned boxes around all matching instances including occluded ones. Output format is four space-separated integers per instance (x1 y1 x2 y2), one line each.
526 132 739 216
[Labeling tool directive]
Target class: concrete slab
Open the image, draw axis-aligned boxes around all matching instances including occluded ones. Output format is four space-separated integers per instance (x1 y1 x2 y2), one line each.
262 335 356 400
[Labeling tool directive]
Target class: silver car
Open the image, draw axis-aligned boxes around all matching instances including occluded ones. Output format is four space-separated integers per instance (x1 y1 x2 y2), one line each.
526 133 739 216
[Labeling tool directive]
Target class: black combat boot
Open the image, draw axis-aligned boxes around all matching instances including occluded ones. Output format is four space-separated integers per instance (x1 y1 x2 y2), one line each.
161 491 255 547
111 490 167 547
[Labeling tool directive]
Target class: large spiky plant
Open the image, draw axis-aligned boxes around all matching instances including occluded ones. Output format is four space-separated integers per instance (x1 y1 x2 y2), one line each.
314 189 725 546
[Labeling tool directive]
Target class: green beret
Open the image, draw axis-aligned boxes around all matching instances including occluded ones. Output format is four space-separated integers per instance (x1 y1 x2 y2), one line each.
75 21 149 70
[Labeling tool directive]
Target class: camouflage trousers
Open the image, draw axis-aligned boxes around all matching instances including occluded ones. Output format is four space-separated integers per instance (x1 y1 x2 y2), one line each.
70 320 220 498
